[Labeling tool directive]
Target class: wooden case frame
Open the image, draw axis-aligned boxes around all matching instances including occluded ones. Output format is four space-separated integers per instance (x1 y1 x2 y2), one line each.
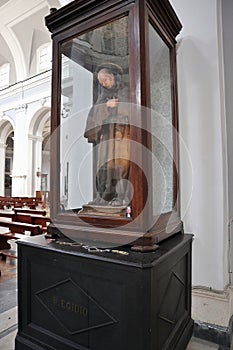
45 0 183 250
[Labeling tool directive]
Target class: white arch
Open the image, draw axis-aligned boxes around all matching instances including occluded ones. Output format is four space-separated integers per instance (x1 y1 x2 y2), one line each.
28 106 50 136
1 27 27 80
0 116 15 143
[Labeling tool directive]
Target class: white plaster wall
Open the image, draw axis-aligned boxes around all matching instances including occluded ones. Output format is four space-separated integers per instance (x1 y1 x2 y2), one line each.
60 62 93 209
0 73 52 197
170 0 229 290
221 0 233 284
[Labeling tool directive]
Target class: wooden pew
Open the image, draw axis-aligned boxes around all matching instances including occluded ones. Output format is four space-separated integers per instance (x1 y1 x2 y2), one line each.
0 208 47 220
0 210 49 249
0 220 42 236
0 202 46 262
0 196 39 209
0 232 30 260
0 246 19 260
0 221 42 260
13 213 50 233
0 232 25 250
14 208 46 216
0 212 14 219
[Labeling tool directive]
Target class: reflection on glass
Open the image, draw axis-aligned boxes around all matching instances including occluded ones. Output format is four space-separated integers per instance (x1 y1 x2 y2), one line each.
149 23 174 215
60 17 130 215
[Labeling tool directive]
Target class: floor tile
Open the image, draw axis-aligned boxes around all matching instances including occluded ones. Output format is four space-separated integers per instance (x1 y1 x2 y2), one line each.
0 307 17 334
0 328 17 350
187 337 220 349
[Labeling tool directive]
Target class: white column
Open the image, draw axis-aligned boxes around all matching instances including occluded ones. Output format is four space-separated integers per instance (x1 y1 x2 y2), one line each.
0 142 7 195
26 134 35 196
29 134 43 195
11 104 28 196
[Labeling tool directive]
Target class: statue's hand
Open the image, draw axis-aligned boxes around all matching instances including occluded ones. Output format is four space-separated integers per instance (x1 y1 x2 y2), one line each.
106 98 118 108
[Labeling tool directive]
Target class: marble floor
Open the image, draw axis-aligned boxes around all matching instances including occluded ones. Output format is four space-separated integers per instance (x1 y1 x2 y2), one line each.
0 256 227 350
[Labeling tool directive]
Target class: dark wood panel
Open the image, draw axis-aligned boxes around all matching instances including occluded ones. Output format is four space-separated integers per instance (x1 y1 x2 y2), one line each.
15 233 193 350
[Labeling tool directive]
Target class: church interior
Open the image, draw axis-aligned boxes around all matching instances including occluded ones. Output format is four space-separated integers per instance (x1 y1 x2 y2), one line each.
0 0 233 349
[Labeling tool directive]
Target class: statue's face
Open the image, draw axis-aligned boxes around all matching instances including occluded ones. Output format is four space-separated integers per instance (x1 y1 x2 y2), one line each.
98 72 115 89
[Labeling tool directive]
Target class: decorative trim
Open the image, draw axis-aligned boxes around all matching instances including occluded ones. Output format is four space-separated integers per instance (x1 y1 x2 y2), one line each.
40 97 47 106
28 134 43 142
35 278 117 335
45 0 135 34
15 103 27 112
193 317 233 349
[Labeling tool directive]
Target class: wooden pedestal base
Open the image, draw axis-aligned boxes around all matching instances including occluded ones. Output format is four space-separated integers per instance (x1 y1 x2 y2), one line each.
79 204 127 217
15 233 193 350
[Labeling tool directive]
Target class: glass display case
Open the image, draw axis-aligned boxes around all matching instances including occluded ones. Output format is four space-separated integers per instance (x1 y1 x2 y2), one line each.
45 0 183 250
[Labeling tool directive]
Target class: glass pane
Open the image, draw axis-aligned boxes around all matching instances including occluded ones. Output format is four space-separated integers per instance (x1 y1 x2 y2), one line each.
149 24 174 215
60 17 130 216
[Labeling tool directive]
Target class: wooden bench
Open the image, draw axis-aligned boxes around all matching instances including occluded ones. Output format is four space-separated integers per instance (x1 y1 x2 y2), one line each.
0 248 18 260
14 208 47 216
0 220 42 236
0 212 14 219
0 232 26 260
0 221 42 259
0 209 47 220
0 212 48 253
0 196 39 209
13 213 50 233
0 232 24 249
0 202 46 263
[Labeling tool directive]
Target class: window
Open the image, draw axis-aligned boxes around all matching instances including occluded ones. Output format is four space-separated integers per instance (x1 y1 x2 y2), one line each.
37 43 52 72
0 63 10 88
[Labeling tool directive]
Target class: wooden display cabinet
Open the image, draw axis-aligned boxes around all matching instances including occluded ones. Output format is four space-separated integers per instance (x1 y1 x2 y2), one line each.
45 0 183 250
15 5 194 350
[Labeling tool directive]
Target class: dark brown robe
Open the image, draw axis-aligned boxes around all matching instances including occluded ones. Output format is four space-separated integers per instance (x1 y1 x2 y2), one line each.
84 81 130 205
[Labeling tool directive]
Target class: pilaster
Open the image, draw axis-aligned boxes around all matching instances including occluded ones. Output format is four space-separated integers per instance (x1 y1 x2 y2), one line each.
27 134 43 196
0 142 7 195
11 104 28 196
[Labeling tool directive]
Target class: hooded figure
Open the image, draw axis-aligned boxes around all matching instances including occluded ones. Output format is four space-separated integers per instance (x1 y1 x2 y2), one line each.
84 63 130 206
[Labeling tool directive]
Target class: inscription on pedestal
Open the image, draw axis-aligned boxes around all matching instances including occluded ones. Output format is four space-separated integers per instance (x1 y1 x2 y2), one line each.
52 295 88 317
36 278 117 334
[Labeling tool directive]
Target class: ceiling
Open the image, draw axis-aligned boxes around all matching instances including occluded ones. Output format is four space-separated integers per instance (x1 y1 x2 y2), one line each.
0 0 10 7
